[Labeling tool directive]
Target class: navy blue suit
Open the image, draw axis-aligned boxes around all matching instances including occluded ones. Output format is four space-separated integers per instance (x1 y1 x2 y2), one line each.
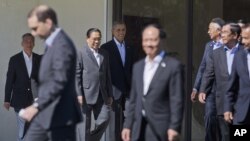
193 41 217 141
101 39 134 141
224 49 250 125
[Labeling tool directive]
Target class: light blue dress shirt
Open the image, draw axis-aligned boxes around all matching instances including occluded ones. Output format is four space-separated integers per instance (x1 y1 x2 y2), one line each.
114 37 126 66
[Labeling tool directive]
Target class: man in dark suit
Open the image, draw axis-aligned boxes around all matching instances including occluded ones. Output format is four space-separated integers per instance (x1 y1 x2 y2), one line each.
100 21 134 141
122 24 184 141
199 23 242 141
19 5 82 141
224 23 250 125
4 33 41 141
76 28 113 141
191 18 225 141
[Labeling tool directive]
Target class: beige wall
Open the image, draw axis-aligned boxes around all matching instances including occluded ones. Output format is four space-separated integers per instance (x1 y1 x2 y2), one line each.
0 0 112 140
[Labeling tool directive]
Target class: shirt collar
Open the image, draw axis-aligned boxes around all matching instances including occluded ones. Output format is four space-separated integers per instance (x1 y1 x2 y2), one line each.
45 28 61 47
224 43 239 54
89 47 98 54
145 50 165 63
113 37 125 47
22 50 33 59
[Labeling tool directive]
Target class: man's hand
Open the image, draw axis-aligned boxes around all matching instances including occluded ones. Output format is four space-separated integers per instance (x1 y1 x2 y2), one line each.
224 111 233 123
19 105 38 122
107 97 113 107
3 102 10 111
198 92 206 104
77 96 84 106
191 90 197 102
167 129 179 141
121 128 131 141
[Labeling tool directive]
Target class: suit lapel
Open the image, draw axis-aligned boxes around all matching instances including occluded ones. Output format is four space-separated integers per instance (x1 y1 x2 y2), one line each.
98 49 104 68
20 52 30 79
111 40 124 67
146 54 167 95
219 47 229 75
242 50 249 79
85 46 99 67
124 44 130 68
31 53 36 78
138 61 145 96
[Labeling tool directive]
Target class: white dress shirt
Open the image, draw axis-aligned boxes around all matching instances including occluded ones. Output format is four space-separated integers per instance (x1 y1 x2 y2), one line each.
22 51 33 77
143 51 165 95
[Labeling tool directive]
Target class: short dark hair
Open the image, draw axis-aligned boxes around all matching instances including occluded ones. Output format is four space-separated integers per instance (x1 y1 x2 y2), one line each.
28 5 58 26
226 23 241 38
112 21 126 29
142 23 166 39
22 33 34 41
86 28 102 38
211 17 225 28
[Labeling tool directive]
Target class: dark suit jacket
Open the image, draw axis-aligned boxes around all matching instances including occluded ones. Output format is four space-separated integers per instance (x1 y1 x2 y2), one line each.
100 39 134 100
4 52 41 109
200 45 243 115
75 45 112 105
193 41 214 92
34 30 82 129
224 49 250 124
123 52 184 141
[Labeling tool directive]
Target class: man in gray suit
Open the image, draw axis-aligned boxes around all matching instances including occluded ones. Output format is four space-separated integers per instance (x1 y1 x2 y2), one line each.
76 28 113 141
19 5 82 141
199 23 242 141
122 24 184 141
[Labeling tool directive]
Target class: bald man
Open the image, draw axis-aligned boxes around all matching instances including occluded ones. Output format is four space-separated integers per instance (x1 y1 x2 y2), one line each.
122 24 184 141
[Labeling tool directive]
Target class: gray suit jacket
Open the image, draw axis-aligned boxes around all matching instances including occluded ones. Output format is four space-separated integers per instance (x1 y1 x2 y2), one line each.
200 45 243 115
76 45 112 105
123 52 184 141
34 30 82 129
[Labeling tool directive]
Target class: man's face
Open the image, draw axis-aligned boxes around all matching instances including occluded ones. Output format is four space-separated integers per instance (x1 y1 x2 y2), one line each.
142 27 161 59
28 16 51 39
208 22 221 40
22 36 34 52
112 24 126 43
87 31 101 50
241 28 250 48
221 25 237 45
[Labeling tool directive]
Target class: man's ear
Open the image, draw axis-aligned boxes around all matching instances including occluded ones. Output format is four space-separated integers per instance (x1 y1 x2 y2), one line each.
45 18 53 28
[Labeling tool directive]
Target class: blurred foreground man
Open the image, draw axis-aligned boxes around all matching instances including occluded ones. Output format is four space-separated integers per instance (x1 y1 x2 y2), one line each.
122 24 184 141
20 5 82 141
